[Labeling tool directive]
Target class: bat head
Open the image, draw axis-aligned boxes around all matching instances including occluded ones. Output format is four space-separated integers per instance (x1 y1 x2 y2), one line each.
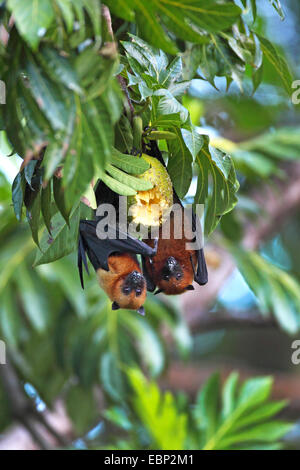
162 256 183 281
155 256 194 295
114 270 147 310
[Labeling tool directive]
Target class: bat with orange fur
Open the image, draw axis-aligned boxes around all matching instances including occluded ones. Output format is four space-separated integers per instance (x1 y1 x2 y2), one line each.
141 141 208 295
78 219 157 315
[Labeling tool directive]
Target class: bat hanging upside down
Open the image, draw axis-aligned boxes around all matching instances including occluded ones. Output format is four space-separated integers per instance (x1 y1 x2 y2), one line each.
78 219 157 315
141 141 208 295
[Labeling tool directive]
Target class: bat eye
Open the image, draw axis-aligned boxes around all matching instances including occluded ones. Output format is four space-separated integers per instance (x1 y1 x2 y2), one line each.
136 288 142 297
123 286 131 295
163 274 170 281
176 273 182 280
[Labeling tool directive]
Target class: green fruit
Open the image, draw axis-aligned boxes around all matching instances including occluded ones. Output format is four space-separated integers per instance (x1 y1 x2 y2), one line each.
128 154 173 227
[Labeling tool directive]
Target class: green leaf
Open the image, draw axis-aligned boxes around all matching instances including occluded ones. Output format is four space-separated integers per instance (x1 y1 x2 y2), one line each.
195 140 239 235
231 247 300 334
222 372 239 420
33 203 80 266
269 0 285 19
127 34 170 81
106 164 153 191
38 47 83 95
115 115 133 154
82 0 102 40
257 34 292 94
238 376 273 408
168 81 191 97
153 1 209 44
66 386 97 435
153 89 189 122
196 44 219 87
161 56 182 88
26 186 41 247
123 315 165 376
53 176 70 225
200 373 291 450
42 142 66 182
100 352 125 402
195 373 220 440
25 55 75 132
181 125 204 159
234 401 288 430
7 0 54 50
151 113 182 128
62 111 95 212
101 173 137 197
83 100 113 172
56 0 74 33
155 0 241 34
111 148 150 175
24 161 38 188
104 407 133 431
128 369 187 450
167 128 193 199
104 0 135 22
241 127 300 161
219 421 292 448
12 172 25 221
147 130 177 141
41 182 52 235
122 40 153 76
16 264 49 331
128 1 178 55
101 81 123 125
210 34 245 91
0 286 22 347
117 1 241 53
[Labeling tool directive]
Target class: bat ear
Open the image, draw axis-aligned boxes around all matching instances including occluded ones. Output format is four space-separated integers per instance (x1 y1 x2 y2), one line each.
137 306 145 316
185 285 195 291
112 301 120 310
154 288 164 295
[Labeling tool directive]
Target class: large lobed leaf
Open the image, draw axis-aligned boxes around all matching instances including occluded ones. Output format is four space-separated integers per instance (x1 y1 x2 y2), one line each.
107 0 241 54
195 138 239 236
232 247 300 335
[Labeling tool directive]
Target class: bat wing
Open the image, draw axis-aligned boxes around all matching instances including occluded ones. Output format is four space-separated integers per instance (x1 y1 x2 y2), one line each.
78 231 90 289
78 220 157 287
142 256 156 292
191 211 208 286
194 248 208 285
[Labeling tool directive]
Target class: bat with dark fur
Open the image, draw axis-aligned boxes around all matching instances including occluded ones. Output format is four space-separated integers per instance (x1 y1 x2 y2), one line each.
141 141 208 295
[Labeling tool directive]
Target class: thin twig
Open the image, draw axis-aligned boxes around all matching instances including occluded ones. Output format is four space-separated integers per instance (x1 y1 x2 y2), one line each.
117 74 135 120
101 4 114 40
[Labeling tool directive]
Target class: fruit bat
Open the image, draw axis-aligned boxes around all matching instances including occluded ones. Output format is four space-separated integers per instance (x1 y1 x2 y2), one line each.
78 190 157 315
141 141 208 295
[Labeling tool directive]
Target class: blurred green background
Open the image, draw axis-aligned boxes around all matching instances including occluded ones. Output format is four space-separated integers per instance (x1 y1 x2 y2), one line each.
1 0 300 450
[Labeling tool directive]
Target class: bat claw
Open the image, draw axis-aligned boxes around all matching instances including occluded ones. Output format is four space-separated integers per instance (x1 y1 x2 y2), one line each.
131 147 142 157
112 301 120 310
185 285 195 291
154 288 164 295
137 306 145 316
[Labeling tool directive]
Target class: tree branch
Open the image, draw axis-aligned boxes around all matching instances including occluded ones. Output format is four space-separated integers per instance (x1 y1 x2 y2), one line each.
0 357 69 449
188 309 276 333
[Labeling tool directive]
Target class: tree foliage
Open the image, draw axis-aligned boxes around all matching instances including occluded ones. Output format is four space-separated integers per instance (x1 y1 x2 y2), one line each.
0 0 299 450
